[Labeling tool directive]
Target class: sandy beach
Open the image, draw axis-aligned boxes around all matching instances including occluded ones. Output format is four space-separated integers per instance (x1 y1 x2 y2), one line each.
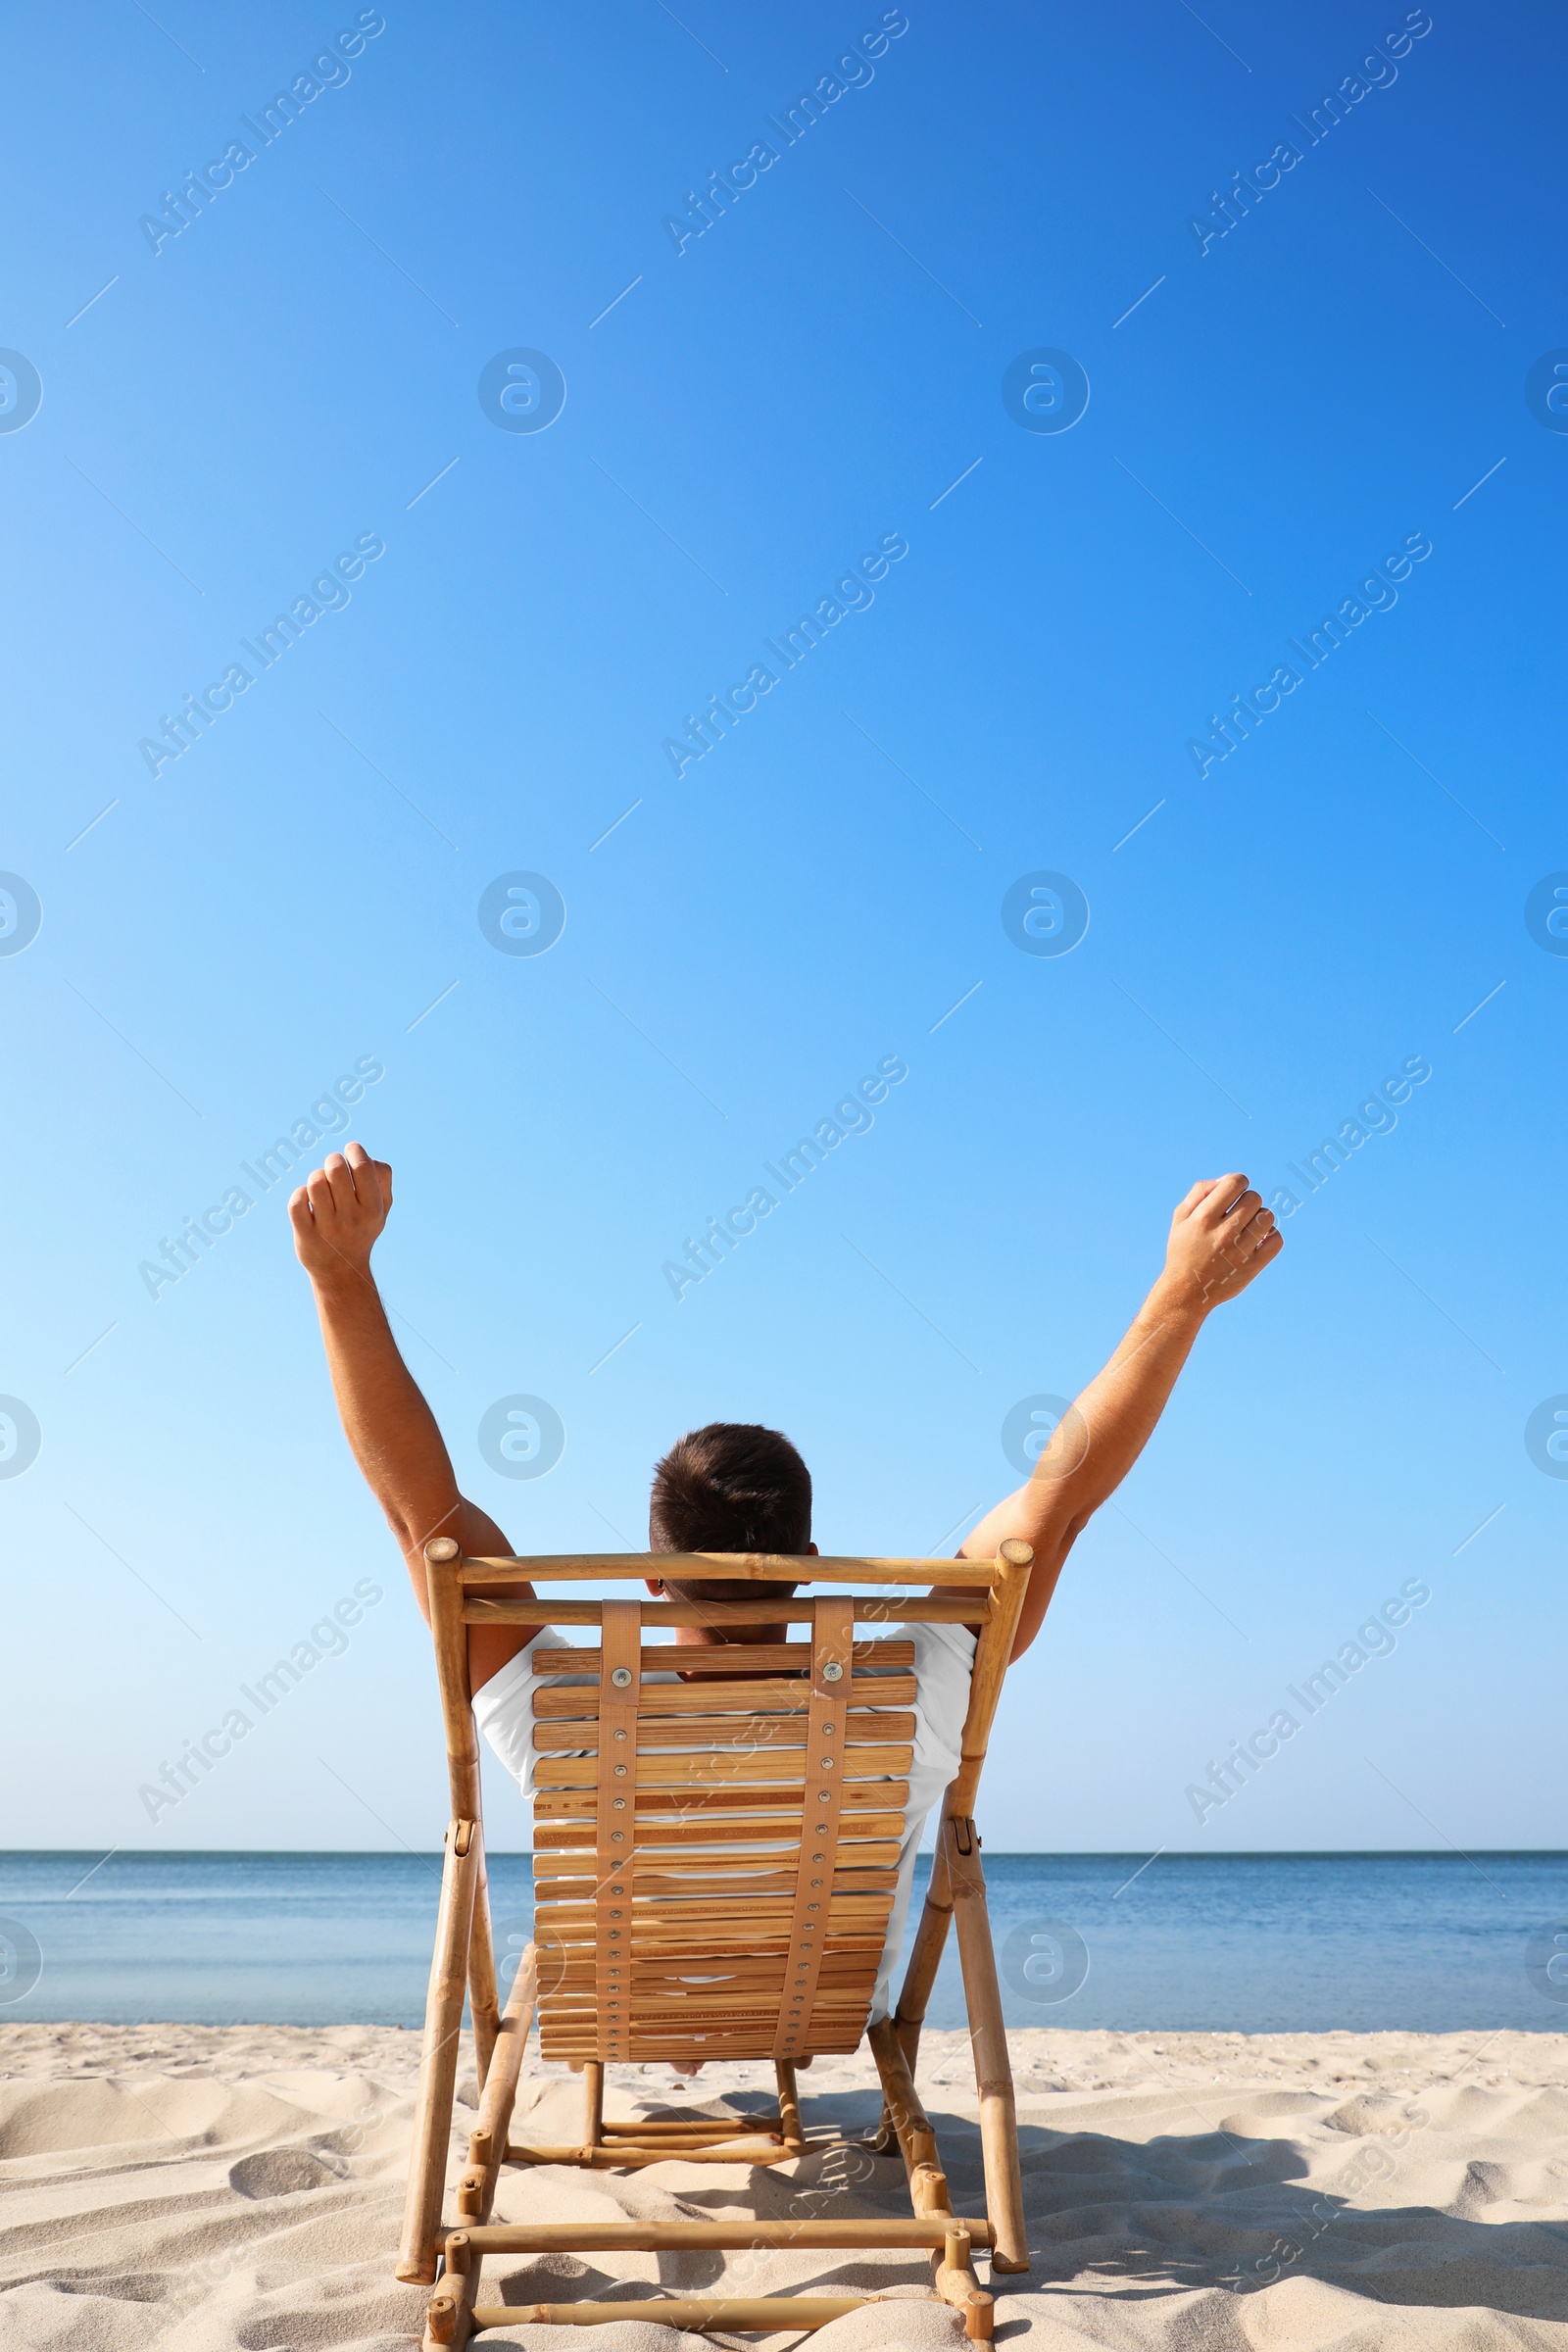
4 2021 1568 2348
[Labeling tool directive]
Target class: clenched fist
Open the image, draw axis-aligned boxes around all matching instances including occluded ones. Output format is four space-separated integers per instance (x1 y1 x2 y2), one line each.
289 1142 393 1282
1162 1174 1282 1312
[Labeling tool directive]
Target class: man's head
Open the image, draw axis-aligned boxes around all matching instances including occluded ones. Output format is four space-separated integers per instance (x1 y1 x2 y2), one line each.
648 1422 812 1606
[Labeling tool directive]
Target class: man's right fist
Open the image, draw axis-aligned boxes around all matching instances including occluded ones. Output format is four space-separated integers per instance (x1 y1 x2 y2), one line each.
289 1141 393 1280
1163 1174 1282 1312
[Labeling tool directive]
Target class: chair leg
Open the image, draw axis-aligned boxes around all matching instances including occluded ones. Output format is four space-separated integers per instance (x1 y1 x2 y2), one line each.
895 1838 955 2078
775 2058 804 2154
424 2229 478 2350
867 2020 993 2339
871 1835 955 2147
466 1845 502 2091
942 1814 1028 2274
458 1942 538 2223
582 2059 605 2148
398 1818 480 2285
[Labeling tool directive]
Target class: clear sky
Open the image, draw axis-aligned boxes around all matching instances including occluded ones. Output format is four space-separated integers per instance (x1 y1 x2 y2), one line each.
2 0 1563 1862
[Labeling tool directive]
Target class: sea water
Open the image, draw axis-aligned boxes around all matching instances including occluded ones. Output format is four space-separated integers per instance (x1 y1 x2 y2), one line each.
2 1849 1565 2033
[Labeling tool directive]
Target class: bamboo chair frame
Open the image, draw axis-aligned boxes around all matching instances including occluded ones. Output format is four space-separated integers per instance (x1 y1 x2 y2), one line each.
398 1536 1035 2347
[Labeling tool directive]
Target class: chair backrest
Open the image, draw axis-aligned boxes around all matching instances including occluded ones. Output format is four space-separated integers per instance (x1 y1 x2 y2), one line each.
428 1546 1032 2071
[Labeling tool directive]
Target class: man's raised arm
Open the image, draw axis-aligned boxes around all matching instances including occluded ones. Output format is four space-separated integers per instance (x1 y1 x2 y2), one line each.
289 1141 541 1689
961 1174 1282 1658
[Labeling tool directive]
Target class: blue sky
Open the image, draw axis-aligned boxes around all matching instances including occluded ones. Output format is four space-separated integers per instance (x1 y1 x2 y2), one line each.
2 0 1564 1861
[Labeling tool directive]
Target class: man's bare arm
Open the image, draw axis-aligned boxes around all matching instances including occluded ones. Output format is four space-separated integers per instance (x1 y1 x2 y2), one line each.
289 1142 542 1690
960 1174 1282 1658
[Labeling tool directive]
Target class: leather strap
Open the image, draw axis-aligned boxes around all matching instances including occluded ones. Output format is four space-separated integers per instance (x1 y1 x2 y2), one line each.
595 1600 640 2063
772 1597 852 2060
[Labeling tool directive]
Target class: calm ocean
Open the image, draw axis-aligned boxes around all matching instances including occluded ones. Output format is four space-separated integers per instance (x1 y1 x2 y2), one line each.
2 1851 1565 2033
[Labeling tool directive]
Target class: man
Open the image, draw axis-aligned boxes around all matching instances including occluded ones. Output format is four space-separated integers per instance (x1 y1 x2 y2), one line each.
291 1144 1280 2029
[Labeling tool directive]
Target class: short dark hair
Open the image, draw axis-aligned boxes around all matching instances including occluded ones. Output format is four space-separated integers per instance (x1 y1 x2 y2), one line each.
649 1423 811 1594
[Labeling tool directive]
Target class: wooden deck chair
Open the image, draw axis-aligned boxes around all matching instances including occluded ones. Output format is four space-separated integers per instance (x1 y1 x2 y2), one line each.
398 1535 1036 2347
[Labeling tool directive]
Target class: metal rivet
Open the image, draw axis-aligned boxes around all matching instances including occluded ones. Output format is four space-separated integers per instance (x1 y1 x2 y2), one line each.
612 1728 627 1741
611 1666 633 1687
613 1765 627 1777
822 1661 843 1682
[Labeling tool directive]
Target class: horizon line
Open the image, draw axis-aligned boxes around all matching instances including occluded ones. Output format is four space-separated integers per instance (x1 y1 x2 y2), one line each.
4 1845 1564 1862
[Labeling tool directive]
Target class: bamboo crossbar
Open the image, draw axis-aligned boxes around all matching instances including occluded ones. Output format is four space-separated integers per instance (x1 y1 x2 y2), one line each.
460 2217 996 2251
407 1535 1038 2346
466 1595 989 1626
462 1550 997 1587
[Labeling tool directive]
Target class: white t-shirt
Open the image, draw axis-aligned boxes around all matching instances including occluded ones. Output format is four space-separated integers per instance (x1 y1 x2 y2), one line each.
473 1619 975 2026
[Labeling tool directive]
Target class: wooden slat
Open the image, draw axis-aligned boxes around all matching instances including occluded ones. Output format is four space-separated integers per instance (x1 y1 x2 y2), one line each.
539 2020 874 2038
534 1872 900 1902
537 1899 895 1926
548 1987 876 2015
535 1744 913 1789
533 1675 918 1717
534 1898 894 1929
538 1939 889 1967
536 1897 894 1921
533 1810 907 1848
534 1840 904 1873
538 2038 865 2061
531 1642 916 1674
532 1784 908 1820
542 1992 879 2019
541 2019 875 2042
541 1953 886 1976
541 2014 876 2036
555 1956 883 1976
542 2026 873 2049
541 1924 894 1951
542 1984 880 2006
548 1966 880 1991
546 2002 877 2025
532 1711 917 1753
542 2017 871 2036
463 1550 998 1587
549 1953 882 1978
